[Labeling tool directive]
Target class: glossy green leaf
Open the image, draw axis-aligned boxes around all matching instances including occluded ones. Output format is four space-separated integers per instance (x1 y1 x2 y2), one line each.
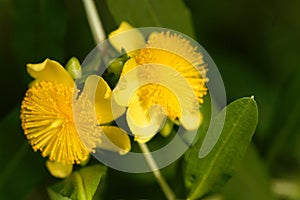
107 0 195 37
184 97 258 200
48 164 107 200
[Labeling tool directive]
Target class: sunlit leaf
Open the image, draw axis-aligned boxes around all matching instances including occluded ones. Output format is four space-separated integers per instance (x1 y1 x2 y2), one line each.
184 97 258 199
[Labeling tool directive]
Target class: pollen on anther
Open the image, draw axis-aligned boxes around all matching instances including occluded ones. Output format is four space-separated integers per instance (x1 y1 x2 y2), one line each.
20 81 100 164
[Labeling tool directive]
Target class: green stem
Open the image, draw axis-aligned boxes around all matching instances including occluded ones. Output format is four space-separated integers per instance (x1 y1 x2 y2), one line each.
82 0 106 44
138 143 176 200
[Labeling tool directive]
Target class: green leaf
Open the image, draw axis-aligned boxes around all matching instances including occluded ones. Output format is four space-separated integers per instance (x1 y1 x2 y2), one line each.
107 0 195 37
48 164 107 200
183 97 258 200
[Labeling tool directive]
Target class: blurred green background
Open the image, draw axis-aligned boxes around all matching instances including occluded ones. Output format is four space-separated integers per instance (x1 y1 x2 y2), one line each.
0 0 300 199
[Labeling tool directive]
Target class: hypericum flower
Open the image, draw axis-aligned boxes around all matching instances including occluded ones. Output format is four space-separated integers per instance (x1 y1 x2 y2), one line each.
20 59 130 177
110 22 208 143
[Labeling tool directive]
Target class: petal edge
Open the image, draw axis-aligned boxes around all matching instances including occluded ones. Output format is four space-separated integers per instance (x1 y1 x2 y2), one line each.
27 59 74 88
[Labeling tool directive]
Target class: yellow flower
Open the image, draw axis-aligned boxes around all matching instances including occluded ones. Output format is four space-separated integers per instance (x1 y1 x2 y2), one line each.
110 23 208 143
20 59 130 178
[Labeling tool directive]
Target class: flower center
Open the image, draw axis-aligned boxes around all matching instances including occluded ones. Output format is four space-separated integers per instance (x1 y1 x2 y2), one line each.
20 81 100 164
135 47 207 119
137 84 181 119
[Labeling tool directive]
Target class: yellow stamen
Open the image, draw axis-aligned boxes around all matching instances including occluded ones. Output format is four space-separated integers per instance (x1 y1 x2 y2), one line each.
137 84 181 119
134 32 208 120
20 81 100 164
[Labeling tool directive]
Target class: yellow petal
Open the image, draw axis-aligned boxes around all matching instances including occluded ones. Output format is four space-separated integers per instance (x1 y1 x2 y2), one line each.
46 160 73 179
112 59 140 107
27 58 74 88
139 64 201 131
99 126 131 155
120 57 138 78
83 75 125 124
127 93 166 143
109 21 145 53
